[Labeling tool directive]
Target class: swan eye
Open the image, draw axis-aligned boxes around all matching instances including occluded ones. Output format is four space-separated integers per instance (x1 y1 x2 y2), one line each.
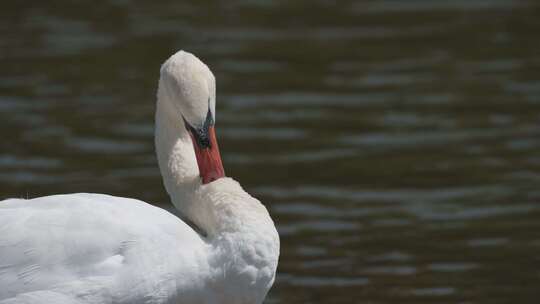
184 108 214 149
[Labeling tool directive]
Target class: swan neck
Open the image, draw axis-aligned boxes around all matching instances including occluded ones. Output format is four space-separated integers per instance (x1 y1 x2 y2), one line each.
154 83 277 241
155 85 199 215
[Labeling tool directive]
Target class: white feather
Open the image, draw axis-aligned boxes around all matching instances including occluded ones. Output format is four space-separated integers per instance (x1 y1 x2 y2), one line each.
0 50 280 304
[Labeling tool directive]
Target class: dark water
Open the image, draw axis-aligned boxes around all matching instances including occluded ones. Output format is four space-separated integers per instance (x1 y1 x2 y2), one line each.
2 1 540 303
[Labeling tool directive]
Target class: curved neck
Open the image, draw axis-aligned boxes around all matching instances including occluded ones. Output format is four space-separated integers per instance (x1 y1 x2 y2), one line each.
155 84 200 217
155 83 279 302
156 85 255 237
155 81 276 238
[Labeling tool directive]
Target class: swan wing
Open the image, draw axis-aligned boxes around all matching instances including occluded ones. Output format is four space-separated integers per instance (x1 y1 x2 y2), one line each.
0 290 83 304
0 193 208 303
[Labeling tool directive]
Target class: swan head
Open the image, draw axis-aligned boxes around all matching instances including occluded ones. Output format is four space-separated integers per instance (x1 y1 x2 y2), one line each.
159 50 224 184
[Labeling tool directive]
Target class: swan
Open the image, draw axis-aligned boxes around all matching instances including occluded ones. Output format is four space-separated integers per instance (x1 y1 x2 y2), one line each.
0 51 280 304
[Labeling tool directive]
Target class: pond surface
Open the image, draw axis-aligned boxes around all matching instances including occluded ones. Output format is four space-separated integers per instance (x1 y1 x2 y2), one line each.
1 1 540 303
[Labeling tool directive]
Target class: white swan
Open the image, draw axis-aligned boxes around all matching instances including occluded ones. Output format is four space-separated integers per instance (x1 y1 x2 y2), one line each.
0 51 280 304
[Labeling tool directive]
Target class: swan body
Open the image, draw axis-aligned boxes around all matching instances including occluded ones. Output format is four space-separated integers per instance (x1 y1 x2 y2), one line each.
0 51 279 304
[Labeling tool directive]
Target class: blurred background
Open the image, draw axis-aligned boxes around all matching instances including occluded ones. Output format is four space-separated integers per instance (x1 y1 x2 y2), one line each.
1 0 540 303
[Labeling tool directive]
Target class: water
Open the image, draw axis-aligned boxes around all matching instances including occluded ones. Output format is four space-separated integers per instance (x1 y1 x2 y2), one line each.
2 1 540 303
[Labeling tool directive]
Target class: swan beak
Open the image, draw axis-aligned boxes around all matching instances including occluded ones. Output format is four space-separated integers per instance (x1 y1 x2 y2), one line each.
188 125 225 184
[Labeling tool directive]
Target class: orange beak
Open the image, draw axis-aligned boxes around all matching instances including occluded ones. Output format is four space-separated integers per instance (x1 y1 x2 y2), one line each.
188 126 225 184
